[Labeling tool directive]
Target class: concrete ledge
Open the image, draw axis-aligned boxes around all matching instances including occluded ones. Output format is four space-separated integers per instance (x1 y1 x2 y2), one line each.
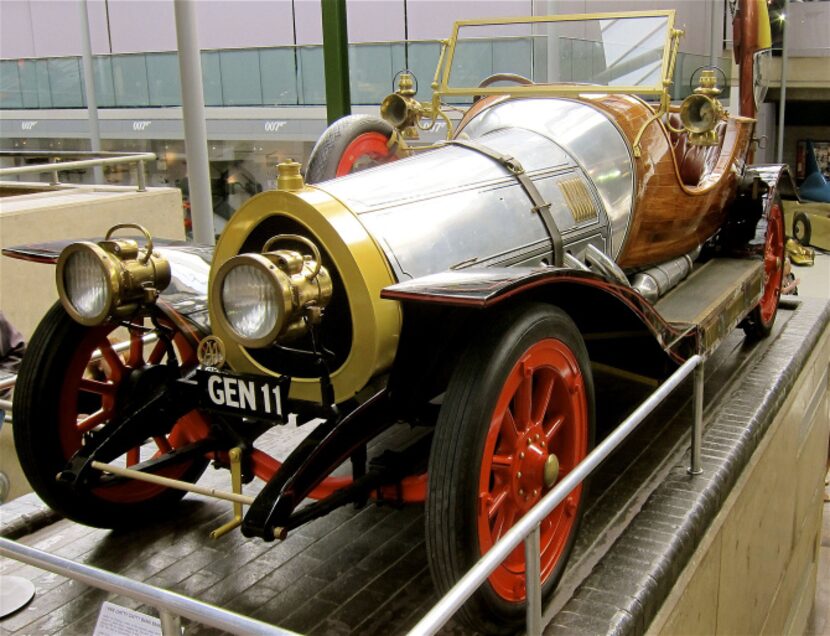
547 298 830 635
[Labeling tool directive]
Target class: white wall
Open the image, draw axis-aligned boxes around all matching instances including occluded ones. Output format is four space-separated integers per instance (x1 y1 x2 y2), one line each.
1 0 729 59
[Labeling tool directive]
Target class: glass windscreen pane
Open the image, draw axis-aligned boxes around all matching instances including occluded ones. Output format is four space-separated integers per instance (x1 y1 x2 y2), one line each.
447 15 670 92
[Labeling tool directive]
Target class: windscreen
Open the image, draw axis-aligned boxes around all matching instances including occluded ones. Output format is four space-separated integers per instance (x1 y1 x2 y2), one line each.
445 14 671 94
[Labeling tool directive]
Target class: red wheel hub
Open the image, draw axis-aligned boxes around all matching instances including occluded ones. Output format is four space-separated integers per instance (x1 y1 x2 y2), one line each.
478 339 588 602
335 132 395 176
759 203 784 324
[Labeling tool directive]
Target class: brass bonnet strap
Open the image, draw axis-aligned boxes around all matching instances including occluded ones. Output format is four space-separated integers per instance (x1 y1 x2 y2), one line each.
442 139 563 266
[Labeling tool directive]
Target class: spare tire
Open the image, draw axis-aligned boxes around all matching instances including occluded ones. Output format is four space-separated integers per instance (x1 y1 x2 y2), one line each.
306 115 397 183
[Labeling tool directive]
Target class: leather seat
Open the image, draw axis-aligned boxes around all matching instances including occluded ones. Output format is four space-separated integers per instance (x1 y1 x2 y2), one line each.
667 112 727 188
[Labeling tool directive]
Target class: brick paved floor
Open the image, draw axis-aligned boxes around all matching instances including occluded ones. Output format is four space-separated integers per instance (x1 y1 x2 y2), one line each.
0 306 815 635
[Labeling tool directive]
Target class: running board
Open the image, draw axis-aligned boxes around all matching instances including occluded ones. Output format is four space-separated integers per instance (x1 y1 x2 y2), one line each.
655 258 764 353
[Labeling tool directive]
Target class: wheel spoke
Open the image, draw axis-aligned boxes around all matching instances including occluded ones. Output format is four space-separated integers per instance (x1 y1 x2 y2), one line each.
488 485 509 520
513 373 532 429
76 408 111 434
98 340 126 382
153 436 173 454
128 331 145 367
493 505 517 542
78 378 115 397
545 414 565 445
499 410 519 447
532 371 555 426
491 454 512 467
148 339 167 365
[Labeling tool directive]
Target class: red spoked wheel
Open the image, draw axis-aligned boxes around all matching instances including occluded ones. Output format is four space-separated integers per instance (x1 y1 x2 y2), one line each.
305 115 398 183
479 339 588 601
743 200 785 339
13 303 211 528
426 304 594 634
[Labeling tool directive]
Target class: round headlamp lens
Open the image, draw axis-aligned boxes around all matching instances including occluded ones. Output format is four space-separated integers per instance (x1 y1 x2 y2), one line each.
221 264 281 342
63 249 110 320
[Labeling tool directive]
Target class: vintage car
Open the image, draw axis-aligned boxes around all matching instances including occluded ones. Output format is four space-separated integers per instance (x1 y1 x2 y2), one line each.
8 1 787 632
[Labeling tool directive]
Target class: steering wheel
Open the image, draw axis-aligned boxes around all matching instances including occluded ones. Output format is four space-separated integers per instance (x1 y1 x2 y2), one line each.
473 73 534 102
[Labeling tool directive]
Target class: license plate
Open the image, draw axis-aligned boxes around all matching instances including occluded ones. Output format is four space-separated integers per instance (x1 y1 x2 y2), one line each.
197 368 289 420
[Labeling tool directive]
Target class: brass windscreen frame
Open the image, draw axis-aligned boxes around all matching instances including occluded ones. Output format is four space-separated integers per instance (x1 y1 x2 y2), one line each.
437 11 678 100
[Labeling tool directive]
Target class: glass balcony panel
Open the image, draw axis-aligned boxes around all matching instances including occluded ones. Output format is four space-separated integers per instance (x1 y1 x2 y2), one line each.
147 52 181 106
492 38 532 80
445 40 493 104
35 60 52 108
18 60 41 108
406 41 441 101
219 49 262 106
350 43 397 105
260 48 298 105
201 50 223 106
298 46 324 105
93 56 116 108
112 55 150 107
0 60 23 108
48 58 83 107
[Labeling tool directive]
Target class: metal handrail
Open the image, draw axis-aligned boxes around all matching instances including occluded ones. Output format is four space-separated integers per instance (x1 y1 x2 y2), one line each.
0 151 156 191
0 537 296 636
408 354 704 635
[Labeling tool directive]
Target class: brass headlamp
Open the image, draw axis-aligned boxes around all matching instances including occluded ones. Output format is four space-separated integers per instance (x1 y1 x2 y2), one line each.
679 69 726 146
56 224 171 326
211 234 333 348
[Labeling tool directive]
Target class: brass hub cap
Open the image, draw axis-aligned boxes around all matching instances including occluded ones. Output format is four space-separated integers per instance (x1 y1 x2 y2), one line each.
544 453 560 489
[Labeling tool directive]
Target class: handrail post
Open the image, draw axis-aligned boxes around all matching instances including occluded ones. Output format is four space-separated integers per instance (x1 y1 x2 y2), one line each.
136 159 147 192
49 157 60 185
159 610 181 635
688 360 704 475
524 525 542 636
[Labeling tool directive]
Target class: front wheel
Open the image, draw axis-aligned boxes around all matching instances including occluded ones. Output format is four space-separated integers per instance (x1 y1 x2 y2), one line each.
426 304 595 634
12 303 211 528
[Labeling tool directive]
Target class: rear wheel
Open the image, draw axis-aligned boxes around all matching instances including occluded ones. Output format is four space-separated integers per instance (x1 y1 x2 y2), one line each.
13 303 211 528
305 115 397 183
426 304 594 634
743 200 785 339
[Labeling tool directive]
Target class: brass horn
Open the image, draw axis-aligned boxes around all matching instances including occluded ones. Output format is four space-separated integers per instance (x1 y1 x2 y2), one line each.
381 71 423 137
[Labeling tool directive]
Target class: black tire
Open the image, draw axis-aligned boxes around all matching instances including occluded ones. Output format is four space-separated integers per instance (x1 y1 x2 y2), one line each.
426 304 595 634
743 198 785 340
12 303 210 528
305 115 396 183
793 211 812 246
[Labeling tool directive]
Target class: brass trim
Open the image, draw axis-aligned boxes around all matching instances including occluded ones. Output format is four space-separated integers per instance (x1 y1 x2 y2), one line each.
558 178 597 223
197 336 226 369
440 11 677 99
210 188 401 403
91 460 254 505
210 447 244 540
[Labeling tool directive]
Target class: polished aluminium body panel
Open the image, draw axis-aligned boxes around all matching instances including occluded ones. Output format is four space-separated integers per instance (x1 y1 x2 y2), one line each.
460 98 635 258
316 123 612 282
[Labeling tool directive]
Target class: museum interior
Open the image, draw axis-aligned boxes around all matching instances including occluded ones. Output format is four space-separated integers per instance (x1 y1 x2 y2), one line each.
0 0 828 634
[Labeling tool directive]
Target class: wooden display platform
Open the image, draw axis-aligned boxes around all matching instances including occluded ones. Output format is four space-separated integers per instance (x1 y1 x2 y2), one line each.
1 299 827 635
